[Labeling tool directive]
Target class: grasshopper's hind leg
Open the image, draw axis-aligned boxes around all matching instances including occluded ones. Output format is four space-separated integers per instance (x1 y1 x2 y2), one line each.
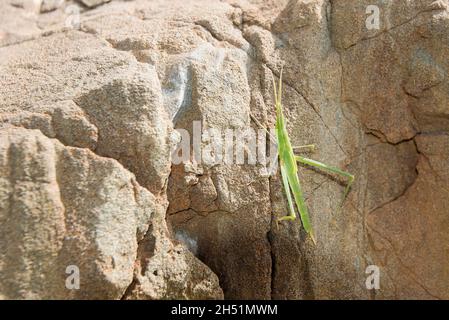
278 163 297 222
294 155 354 205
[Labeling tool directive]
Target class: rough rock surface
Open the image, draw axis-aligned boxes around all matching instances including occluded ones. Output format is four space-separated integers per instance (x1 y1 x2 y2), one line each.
0 3 223 299
0 127 151 299
1 0 448 299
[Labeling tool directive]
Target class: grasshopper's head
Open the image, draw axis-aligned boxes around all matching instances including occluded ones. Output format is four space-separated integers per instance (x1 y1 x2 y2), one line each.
272 67 285 125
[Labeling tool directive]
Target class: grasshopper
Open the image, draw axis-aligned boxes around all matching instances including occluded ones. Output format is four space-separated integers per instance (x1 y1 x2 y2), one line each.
251 68 354 244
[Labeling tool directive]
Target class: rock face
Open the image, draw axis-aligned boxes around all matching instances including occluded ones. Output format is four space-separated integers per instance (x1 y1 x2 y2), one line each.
0 127 222 299
1 0 448 300
0 7 223 299
0 127 152 299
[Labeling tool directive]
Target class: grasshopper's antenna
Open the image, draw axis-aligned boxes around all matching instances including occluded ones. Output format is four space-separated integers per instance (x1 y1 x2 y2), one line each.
271 73 278 106
278 66 283 106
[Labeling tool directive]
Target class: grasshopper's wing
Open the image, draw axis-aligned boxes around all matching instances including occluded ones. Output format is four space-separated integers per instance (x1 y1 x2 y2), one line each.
285 162 315 242
280 161 297 219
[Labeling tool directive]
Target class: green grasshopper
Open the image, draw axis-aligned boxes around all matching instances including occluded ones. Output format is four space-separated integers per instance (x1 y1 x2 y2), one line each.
251 68 354 244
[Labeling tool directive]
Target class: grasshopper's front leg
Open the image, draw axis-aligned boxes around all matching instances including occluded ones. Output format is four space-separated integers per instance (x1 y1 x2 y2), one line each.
292 144 316 152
